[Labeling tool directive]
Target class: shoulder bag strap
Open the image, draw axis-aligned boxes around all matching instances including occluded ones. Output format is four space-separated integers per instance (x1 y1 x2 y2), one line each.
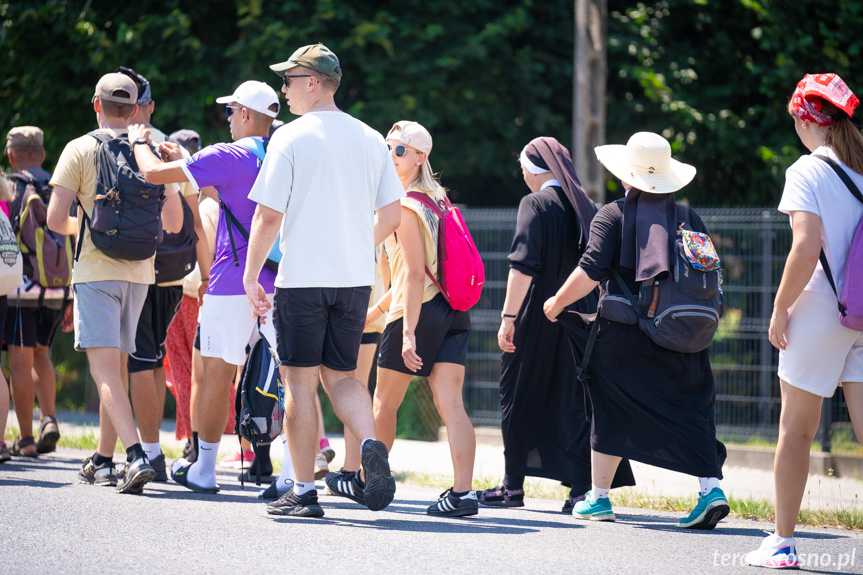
217 194 248 268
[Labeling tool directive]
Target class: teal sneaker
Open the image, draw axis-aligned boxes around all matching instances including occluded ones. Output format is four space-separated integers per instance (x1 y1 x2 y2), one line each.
572 491 615 521
679 487 729 529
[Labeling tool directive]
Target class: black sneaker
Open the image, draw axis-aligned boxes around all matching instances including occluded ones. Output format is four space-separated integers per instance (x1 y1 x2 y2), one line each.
324 470 365 506
360 439 395 511
150 453 168 482
77 455 118 487
266 490 324 517
427 489 479 518
116 456 156 494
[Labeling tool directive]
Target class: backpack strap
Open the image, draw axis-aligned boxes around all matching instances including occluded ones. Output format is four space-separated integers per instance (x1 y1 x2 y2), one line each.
74 201 89 262
575 309 601 384
404 191 451 302
610 268 640 310
811 154 863 316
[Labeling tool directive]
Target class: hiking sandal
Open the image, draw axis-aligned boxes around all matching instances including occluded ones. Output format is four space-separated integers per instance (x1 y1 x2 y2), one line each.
12 436 38 458
36 415 61 454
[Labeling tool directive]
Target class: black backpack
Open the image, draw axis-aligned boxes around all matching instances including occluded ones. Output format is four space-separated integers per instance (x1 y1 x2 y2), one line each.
234 322 284 486
597 208 723 354
154 193 197 283
76 131 166 262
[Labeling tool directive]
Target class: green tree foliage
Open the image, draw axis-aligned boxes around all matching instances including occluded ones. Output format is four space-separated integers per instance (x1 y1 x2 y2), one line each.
2 0 862 206
606 0 863 205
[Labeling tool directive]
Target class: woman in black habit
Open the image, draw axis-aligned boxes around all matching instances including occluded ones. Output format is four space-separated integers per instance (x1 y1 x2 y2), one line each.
543 132 728 528
477 137 633 513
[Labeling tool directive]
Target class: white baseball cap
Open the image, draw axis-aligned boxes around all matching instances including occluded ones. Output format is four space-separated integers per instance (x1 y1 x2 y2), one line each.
215 81 280 118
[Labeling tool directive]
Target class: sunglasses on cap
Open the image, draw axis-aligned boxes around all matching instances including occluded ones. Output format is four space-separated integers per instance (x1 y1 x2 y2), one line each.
387 143 420 158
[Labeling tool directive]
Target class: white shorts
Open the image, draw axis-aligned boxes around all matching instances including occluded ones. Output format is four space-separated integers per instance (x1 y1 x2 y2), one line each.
199 293 277 366
778 289 863 397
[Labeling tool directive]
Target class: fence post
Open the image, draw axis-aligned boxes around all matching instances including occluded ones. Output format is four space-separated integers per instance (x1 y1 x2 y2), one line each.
820 397 833 453
759 211 773 431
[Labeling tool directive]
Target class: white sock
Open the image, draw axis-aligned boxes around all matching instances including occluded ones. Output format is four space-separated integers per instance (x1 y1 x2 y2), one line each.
278 434 294 484
698 477 721 496
361 437 375 450
769 532 795 545
141 441 161 461
187 439 220 489
293 480 314 496
589 486 610 503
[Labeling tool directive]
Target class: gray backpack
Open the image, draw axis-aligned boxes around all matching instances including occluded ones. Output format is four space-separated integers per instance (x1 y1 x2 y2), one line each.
599 217 723 354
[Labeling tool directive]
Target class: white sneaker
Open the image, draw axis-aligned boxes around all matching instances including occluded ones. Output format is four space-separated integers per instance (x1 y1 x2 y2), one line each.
744 533 800 569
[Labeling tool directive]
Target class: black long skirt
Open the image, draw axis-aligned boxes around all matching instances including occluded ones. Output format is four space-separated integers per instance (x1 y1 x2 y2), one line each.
500 281 635 489
557 312 726 479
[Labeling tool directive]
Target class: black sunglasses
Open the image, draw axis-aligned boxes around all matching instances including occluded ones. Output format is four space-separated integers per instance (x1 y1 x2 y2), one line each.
387 143 415 158
282 74 313 88
225 105 241 119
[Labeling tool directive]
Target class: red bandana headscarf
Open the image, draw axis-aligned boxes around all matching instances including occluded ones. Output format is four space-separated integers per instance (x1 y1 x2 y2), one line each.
790 73 859 126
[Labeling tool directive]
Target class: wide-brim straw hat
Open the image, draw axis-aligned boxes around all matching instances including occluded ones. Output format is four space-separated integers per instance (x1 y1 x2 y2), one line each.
594 132 696 194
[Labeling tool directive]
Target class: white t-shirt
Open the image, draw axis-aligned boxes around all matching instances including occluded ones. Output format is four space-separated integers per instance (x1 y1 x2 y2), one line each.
248 111 404 288
779 146 863 294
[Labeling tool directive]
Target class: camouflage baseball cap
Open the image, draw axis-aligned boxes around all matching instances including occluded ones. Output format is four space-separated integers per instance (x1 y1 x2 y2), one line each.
269 43 342 81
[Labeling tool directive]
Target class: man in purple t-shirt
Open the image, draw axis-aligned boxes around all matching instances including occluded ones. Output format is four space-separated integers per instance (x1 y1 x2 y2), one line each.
128 80 281 494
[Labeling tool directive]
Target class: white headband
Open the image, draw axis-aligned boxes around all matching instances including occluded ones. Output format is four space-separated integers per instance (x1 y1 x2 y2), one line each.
519 149 550 175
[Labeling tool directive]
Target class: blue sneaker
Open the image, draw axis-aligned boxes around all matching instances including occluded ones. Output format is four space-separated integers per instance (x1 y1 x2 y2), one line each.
572 491 615 521
679 487 729 529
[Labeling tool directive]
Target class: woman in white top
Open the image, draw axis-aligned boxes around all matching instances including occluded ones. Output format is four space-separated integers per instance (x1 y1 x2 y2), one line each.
327 121 477 517
745 73 863 568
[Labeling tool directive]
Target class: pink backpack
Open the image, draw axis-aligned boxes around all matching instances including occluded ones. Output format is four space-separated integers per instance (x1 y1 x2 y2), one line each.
406 192 485 311
813 155 863 331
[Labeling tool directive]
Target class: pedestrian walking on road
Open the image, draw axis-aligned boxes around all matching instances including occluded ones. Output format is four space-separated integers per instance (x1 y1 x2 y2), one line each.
745 73 863 569
478 137 634 513
544 131 729 529
244 44 403 518
47 72 184 494
364 121 478 517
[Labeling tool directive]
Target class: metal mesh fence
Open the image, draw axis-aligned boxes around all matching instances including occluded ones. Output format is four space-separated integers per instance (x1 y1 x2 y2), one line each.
460 206 853 443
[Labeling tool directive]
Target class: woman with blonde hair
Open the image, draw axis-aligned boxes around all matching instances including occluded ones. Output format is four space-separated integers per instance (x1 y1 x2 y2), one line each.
325 121 477 517
744 74 863 569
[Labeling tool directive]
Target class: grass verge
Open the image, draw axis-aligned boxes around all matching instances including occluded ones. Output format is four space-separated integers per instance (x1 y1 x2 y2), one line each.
393 470 863 531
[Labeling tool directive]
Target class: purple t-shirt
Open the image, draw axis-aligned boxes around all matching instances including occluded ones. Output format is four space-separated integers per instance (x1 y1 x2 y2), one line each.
184 142 277 296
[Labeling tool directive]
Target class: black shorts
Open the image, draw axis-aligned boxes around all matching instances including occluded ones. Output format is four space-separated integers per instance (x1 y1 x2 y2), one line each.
377 293 471 377
273 286 371 372
128 285 183 373
4 304 65 348
361 331 381 345
194 323 201 351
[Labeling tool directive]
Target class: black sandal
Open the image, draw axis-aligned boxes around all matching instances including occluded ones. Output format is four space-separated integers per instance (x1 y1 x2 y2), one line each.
36 415 61 454
12 436 39 458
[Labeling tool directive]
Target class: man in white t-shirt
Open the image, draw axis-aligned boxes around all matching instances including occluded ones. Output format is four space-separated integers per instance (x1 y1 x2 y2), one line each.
244 44 403 518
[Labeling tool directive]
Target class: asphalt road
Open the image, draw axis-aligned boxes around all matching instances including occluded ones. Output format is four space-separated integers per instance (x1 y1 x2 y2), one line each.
1 448 861 575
